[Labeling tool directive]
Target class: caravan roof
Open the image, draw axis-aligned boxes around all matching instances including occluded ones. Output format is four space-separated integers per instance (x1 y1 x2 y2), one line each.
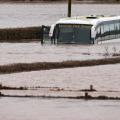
56 15 120 27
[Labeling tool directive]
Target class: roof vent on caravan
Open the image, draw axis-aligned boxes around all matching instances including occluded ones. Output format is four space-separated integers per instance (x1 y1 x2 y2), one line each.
86 15 97 19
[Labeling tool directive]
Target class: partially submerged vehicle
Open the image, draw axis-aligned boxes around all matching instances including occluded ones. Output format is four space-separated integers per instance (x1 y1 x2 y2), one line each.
49 15 120 44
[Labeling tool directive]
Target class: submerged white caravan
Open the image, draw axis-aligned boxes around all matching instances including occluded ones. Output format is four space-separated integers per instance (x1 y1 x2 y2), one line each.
49 15 120 44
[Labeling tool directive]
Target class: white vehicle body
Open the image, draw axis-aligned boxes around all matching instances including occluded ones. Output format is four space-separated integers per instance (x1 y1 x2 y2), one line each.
49 15 120 44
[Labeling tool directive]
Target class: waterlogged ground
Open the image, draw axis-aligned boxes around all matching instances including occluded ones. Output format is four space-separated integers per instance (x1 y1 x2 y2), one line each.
0 40 120 65
0 98 120 120
0 3 120 28
0 3 120 120
0 39 120 98
0 42 120 120
0 63 120 98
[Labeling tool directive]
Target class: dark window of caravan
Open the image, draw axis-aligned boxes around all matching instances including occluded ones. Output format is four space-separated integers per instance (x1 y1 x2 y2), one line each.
56 24 92 44
95 20 120 41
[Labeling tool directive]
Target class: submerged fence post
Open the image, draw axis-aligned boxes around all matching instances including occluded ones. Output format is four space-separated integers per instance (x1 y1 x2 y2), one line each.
68 0 72 17
41 25 44 45
0 91 2 96
85 92 89 99
90 85 93 91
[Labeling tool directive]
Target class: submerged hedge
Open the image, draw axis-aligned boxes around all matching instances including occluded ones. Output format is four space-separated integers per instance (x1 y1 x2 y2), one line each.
0 57 120 74
0 26 42 42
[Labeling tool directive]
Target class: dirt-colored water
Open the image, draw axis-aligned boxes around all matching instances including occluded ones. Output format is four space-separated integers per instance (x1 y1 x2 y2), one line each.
0 41 120 65
0 3 120 120
0 3 120 28
0 98 120 120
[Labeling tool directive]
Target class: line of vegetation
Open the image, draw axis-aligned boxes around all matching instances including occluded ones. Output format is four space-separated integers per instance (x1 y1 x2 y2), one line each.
0 26 42 42
76 0 120 2
0 84 27 90
0 0 119 2
1 93 120 100
0 57 120 74
0 84 120 100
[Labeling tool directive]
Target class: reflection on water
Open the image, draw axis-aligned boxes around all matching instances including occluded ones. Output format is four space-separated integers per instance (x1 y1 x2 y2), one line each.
0 97 120 120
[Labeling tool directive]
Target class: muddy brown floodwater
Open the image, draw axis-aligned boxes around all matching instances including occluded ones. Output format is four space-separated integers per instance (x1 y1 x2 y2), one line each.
0 2 120 120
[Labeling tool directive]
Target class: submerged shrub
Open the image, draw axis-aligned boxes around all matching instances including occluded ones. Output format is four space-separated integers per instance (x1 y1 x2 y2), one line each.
0 26 42 42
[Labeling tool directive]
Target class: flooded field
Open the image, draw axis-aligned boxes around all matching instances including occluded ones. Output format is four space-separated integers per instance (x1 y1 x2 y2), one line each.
1 63 120 97
0 3 120 28
0 98 120 120
0 41 120 65
0 2 120 120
